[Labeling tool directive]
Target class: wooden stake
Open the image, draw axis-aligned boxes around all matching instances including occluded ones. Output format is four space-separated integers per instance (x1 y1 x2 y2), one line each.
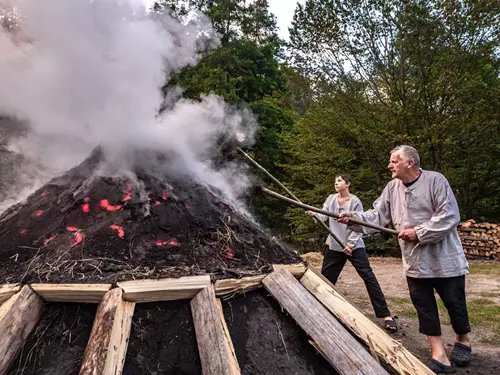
191 286 240 375
31 284 112 303
0 284 21 306
216 299 240 373
263 269 387 375
118 275 211 302
300 268 433 375
80 288 135 375
0 285 44 375
272 263 307 278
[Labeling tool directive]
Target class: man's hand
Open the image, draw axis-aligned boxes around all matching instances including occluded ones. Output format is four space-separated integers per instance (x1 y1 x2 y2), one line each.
305 210 316 217
398 228 417 241
343 245 353 256
337 211 352 224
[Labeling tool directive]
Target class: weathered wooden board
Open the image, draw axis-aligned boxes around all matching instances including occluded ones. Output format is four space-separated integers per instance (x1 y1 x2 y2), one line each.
300 268 433 375
0 285 44 375
31 284 112 303
262 269 387 375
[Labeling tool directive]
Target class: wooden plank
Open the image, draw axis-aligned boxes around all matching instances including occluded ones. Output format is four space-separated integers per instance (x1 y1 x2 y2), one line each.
214 275 265 297
31 284 112 303
262 269 387 375
118 275 211 302
191 286 240 375
301 268 433 375
0 285 44 375
215 264 306 298
80 288 135 375
215 299 240 374
0 284 21 306
272 263 307 278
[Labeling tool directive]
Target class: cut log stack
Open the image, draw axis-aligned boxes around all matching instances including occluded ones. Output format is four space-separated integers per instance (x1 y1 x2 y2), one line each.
458 220 500 259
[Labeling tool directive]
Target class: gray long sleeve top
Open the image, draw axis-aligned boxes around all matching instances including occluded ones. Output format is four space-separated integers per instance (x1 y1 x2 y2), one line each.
315 193 365 251
349 170 468 278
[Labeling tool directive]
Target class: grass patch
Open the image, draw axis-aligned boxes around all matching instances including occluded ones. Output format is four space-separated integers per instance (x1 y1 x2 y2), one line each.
479 291 499 298
388 297 418 317
469 264 500 276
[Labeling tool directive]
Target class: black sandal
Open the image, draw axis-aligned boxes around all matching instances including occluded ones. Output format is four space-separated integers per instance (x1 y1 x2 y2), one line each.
383 318 398 333
450 342 471 366
427 359 456 374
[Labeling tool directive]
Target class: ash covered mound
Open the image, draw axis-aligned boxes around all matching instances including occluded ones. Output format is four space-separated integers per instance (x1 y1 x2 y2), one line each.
0 148 300 283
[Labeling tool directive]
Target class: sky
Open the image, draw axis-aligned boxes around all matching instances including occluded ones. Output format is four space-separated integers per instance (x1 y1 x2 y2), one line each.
141 0 302 41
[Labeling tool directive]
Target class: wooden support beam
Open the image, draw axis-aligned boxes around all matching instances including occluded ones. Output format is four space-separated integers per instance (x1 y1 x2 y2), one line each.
262 269 387 375
0 284 21 306
117 275 211 303
31 284 112 303
216 299 240 373
0 285 44 375
300 268 433 375
272 263 307 278
80 288 135 375
191 286 240 375
214 275 265 297
214 263 306 298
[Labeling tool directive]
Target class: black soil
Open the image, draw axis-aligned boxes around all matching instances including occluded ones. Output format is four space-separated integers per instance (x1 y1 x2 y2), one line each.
8 303 97 375
0 148 301 283
123 300 201 375
222 289 336 375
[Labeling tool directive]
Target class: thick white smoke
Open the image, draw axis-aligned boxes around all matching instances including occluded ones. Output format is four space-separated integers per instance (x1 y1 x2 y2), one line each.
0 0 256 213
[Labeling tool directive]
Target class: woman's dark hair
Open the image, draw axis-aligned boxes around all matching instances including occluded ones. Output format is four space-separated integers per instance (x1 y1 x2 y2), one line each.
335 174 351 185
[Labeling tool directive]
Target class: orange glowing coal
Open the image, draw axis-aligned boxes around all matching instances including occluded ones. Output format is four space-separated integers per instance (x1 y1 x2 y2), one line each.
162 189 168 200
43 234 57 247
66 226 78 232
155 238 180 247
154 200 161 206
34 210 44 217
227 248 235 258
81 204 90 213
41 190 48 197
100 199 122 212
110 225 125 239
122 184 132 202
71 232 84 247
19 228 28 235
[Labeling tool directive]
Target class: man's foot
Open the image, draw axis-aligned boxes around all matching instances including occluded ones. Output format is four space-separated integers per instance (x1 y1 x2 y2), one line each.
450 342 471 367
427 359 456 374
383 317 398 333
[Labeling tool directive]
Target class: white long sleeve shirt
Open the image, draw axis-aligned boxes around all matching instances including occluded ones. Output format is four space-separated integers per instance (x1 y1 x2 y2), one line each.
316 193 365 251
349 170 468 278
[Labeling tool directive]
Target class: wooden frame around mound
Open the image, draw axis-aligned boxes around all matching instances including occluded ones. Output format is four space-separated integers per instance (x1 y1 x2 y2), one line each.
0 263 433 375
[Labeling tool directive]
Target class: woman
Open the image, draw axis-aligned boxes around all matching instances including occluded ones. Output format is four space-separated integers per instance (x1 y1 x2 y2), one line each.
306 174 397 333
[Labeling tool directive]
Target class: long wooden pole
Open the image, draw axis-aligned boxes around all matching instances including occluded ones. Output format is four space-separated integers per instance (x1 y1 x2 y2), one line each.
260 187 399 236
237 147 346 247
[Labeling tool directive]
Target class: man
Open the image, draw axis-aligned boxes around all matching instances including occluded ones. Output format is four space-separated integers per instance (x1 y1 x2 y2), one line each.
338 145 470 374
306 174 397 333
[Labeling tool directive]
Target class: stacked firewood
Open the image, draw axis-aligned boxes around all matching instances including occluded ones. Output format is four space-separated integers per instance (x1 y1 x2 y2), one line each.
458 220 500 259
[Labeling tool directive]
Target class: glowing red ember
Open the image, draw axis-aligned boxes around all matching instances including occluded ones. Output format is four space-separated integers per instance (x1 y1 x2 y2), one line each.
154 201 161 206
155 238 180 247
71 232 84 247
227 248 235 259
83 197 90 203
41 190 48 197
19 229 28 235
34 210 44 217
162 189 168 200
110 225 125 239
43 234 57 247
81 204 90 213
122 184 132 202
66 226 78 232
99 199 122 212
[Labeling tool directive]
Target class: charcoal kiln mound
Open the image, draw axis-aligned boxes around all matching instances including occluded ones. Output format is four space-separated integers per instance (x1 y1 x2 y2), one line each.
0 147 300 283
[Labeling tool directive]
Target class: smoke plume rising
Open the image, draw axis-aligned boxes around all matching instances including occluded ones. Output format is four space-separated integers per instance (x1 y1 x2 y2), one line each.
0 0 256 213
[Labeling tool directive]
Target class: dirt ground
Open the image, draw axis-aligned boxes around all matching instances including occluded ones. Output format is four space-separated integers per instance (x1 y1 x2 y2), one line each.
303 253 500 375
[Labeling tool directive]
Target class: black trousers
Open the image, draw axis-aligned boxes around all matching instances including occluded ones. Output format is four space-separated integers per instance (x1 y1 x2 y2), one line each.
406 275 471 336
321 247 391 318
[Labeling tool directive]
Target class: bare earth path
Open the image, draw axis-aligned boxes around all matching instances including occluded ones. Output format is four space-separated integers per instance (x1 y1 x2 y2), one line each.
303 254 500 375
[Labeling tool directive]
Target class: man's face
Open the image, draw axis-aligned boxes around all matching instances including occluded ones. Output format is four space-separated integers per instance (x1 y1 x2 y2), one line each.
334 176 349 192
388 152 412 180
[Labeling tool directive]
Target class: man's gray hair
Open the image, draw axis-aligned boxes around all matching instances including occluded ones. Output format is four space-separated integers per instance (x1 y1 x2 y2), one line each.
390 145 421 169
